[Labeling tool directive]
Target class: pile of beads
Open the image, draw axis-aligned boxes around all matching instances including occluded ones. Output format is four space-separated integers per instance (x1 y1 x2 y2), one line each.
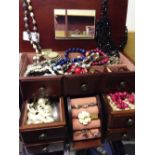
27 98 57 124
107 91 135 111
24 47 113 76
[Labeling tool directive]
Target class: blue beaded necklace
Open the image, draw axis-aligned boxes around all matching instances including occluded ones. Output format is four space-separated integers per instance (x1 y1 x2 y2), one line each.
65 48 86 63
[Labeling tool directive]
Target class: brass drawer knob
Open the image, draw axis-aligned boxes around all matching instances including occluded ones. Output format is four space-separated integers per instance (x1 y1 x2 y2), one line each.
81 84 88 92
42 147 48 153
119 81 126 90
39 133 47 140
127 118 134 126
122 133 128 140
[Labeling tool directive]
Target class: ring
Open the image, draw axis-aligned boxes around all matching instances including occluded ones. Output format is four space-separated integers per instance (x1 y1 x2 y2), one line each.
78 111 98 125
72 103 97 109
74 129 100 138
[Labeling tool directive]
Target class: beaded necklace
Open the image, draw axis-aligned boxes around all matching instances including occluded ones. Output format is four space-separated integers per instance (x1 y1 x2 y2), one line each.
23 0 42 63
65 48 86 63
95 0 128 55
86 48 109 65
22 0 60 64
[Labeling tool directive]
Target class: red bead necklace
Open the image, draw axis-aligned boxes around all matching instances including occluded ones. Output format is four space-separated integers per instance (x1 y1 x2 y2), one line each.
109 92 135 109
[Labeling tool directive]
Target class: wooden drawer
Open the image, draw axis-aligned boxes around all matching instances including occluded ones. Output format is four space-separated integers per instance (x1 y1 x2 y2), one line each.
103 94 135 129
21 127 67 144
100 72 135 93
107 128 135 141
72 139 102 150
108 114 135 129
67 95 104 140
19 97 66 144
26 141 64 154
20 76 62 100
63 74 102 96
19 53 63 100
66 95 104 150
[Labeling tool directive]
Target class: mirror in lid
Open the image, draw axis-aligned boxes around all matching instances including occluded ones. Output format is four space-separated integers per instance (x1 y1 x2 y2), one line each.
54 9 96 40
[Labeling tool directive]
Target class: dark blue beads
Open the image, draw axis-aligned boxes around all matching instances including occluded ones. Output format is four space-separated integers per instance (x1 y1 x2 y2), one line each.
64 48 86 63
55 58 70 66
54 48 87 67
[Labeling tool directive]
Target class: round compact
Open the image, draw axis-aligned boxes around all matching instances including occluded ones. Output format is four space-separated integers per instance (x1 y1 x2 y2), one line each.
42 49 61 62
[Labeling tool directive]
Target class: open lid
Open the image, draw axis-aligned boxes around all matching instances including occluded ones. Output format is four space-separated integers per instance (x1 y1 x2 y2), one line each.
19 0 128 52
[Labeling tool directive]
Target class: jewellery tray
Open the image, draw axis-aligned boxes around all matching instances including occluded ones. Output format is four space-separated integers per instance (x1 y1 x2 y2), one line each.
20 52 135 97
19 0 135 152
66 95 104 150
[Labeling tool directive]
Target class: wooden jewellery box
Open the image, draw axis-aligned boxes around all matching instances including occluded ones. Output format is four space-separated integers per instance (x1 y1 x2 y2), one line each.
19 0 135 152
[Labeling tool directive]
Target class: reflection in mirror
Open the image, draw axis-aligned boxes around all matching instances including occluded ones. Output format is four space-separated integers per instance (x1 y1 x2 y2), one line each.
54 9 96 40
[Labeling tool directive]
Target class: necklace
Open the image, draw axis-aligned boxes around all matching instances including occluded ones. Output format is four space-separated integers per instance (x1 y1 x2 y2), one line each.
23 0 42 63
107 92 135 110
65 48 86 63
86 48 109 65
22 0 60 63
95 0 128 55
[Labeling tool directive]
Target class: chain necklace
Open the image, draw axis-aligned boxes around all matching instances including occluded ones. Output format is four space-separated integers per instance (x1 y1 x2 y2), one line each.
95 0 128 56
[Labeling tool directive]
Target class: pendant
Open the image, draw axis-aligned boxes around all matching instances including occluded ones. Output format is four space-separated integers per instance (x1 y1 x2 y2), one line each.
41 49 61 62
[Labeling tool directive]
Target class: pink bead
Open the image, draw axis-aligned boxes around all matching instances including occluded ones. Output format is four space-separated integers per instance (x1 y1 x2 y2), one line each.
75 67 82 74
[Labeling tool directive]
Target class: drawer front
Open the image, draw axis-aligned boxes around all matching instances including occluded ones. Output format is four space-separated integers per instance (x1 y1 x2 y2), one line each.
101 72 135 93
63 74 101 96
21 127 66 144
107 129 135 141
20 76 62 100
27 141 64 154
73 139 101 150
109 115 135 129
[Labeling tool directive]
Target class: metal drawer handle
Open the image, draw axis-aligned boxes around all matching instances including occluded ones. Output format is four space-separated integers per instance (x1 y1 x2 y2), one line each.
81 83 88 92
39 133 47 140
122 133 128 140
127 118 134 126
42 147 48 153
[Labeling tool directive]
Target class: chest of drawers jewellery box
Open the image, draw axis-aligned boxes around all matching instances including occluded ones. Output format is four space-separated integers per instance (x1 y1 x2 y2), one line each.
19 0 135 154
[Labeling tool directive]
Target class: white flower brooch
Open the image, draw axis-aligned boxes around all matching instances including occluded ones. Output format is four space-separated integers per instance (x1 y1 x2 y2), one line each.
78 111 91 125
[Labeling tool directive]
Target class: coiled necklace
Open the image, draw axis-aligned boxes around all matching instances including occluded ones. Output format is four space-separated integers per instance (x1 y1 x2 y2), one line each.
95 0 128 55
